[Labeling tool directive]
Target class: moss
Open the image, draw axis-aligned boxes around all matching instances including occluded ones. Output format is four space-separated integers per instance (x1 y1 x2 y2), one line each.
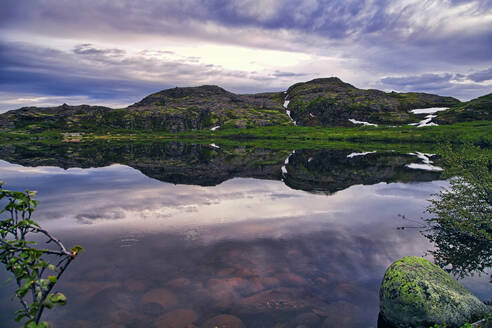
380 256 490 328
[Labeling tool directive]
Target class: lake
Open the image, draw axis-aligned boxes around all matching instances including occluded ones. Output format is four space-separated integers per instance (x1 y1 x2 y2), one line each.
0 142 490 328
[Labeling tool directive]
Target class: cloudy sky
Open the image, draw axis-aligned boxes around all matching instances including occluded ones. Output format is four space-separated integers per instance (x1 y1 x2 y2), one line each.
1 0 491 111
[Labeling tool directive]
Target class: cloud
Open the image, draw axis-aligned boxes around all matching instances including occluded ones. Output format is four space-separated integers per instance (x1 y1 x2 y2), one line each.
468 67 492 82
380 72 492 99
0 0 491 105
381 73 454 90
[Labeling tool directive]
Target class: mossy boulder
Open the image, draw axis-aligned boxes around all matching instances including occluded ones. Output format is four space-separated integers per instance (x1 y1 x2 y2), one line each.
380 256 489 328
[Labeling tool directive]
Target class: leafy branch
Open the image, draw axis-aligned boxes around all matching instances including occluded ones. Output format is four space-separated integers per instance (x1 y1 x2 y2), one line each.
0 181 83 327
423 144 491 280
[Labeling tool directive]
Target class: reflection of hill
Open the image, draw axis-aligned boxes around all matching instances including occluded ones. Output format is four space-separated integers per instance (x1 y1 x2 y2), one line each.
0 142 441 192
282 150 441 194
0 142 287 186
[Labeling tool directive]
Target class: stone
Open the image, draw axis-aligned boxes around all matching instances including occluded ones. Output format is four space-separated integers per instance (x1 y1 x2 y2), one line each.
201 314 246 328
295 312 321 326
380 256 490 328
142 288 179 309
156 308 198 328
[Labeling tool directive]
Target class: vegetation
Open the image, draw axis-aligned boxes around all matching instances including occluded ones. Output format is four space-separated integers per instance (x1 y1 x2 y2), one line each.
424 144 492 281
1 121 491 148
438 93 492 124
0 182 82 327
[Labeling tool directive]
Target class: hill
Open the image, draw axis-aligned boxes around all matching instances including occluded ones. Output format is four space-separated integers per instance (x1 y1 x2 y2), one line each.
284 77 460 126
1 77 486 133
436 93 492 124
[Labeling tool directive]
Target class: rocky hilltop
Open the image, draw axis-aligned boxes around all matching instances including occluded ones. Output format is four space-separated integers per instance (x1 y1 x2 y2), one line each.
0 86 289 133
1 77 487 132
284 77 460 126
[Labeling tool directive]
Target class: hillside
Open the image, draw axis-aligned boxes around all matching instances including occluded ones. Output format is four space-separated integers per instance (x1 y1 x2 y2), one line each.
437 93 492 124
0 86 290 133
284 78 460 126
1 77 486 133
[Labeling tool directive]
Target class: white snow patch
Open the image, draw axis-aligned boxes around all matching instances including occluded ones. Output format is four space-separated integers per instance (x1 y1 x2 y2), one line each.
409 114 440 127
347 151 376 158
283 96 296 125
309 113 316 118
348 118 378 127
406 163 443 171
210 126 220 131
209 143 220 149
410 107 449 114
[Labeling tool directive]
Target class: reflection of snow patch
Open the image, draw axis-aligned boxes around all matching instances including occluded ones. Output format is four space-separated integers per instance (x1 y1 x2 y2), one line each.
410 107 448 114
406 152 442 171
308 157 313 162
210 143 220 149
348 118 378 127
408 152 435 164
210 126 220 131
406 163 443 171
347 151 376 158
281 150 295 177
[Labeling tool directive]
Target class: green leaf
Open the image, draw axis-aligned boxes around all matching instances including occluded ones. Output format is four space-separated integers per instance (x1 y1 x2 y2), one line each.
48 292 67 306
48 275 57 283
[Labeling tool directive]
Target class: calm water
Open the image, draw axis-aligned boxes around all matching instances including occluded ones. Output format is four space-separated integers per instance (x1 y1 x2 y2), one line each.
0 142 490 328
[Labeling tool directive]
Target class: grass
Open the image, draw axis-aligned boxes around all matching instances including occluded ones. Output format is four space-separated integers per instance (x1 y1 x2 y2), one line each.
1 121 490 150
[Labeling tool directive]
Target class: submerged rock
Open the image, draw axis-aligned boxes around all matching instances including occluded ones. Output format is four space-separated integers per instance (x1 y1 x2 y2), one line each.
201 314 246 328
380 256 489 328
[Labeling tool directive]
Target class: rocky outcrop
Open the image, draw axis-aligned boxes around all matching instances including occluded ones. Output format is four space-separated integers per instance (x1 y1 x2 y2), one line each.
284 77 461 126
0 104 113 132
0 78 470 132
437 93 492 124
126 85 290 131
0 86 290 133
380 256 489 328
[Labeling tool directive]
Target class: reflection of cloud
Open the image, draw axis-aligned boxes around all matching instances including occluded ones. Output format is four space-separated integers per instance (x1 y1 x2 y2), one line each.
0 160 440 241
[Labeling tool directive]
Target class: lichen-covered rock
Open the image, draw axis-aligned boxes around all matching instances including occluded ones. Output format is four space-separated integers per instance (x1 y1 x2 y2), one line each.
380 256 489 328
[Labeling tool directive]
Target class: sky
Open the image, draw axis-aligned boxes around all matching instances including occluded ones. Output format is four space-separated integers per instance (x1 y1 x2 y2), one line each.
1 0 491 111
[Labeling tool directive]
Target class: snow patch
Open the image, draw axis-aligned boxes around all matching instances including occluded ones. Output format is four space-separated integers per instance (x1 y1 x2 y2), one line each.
348 118 378 127
408 108 448 127
410 107 449 114
209 143 220 149
410 114 439 127
347 151 376 158
309 113 316 118
210 126 220 131
283 96 296 125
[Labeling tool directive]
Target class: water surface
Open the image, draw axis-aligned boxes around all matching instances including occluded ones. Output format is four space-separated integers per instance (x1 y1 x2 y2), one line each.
0 142 489 328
